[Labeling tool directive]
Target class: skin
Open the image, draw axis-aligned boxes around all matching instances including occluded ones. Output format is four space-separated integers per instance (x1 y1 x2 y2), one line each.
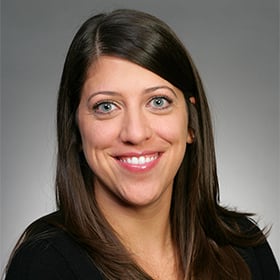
77 56 193 279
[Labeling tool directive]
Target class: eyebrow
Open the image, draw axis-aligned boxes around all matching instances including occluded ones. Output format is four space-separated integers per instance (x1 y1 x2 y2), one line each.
144 86 177 97
87 85 177 103
87 91 120 104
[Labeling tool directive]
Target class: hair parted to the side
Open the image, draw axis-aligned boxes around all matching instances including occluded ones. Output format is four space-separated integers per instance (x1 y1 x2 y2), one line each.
7 9 265 280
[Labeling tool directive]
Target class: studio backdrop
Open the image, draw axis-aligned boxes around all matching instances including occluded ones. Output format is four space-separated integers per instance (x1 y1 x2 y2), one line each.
1 0 279 271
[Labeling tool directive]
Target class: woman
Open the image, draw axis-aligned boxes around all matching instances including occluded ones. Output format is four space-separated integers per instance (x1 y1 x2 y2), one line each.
5 9 279 280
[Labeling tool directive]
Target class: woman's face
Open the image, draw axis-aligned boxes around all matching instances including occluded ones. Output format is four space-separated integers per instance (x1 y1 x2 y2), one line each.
77 56 193 209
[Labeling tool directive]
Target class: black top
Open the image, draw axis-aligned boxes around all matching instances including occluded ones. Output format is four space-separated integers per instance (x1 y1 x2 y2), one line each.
5 228 103 280
5 219 280 279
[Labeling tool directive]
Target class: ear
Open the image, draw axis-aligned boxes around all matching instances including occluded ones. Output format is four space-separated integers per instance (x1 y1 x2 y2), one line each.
189 96 196 104
187 128 195 144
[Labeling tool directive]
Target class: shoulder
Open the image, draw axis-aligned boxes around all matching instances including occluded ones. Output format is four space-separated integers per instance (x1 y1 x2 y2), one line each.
5 214 103 280
232 216 279 279
238 236 280 279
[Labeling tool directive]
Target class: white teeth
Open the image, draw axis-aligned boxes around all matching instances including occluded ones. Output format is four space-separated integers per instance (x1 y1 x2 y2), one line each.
131 157 138 164
139 156 145 164
120 155 157 165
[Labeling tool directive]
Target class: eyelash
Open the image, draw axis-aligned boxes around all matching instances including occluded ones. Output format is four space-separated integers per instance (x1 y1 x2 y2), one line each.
147 95 173 110
92 100 118 114
91 95 173 115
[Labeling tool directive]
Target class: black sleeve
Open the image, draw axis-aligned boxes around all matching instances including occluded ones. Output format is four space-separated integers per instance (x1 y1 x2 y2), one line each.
253 240 280 279
5 232 103 280
5 240 77 280
236 217 280 279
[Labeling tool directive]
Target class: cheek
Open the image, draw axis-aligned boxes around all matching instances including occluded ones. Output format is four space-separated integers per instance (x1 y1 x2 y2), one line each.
79 120 119 151
153 114 188 143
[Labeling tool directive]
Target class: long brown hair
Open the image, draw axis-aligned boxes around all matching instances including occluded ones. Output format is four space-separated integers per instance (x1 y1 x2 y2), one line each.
7 9 265 279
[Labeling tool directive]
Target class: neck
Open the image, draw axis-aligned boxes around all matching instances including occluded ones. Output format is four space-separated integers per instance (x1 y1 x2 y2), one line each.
118 203 172 254
96 188 173 257
96 188 183 279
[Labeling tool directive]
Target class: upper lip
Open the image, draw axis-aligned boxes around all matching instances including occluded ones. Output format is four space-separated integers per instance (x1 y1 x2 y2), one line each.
113 151 161 159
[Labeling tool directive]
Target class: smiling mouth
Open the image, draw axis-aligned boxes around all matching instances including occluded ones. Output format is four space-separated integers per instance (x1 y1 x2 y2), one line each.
117 153 160 166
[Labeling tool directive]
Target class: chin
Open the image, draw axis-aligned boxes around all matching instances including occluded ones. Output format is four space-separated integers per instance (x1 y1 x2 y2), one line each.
119 191 165 208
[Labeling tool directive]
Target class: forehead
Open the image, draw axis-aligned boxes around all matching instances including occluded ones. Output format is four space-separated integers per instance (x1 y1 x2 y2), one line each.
83 56 180 93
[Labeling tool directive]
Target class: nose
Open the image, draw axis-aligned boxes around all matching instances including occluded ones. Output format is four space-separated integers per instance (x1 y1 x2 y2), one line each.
119 108 153 145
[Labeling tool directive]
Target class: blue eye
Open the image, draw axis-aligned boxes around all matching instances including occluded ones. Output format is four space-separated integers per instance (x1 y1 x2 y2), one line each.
149 96 172 109
93 102 117 114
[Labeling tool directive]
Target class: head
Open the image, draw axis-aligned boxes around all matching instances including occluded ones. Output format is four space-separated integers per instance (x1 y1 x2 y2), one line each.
56 8 218 238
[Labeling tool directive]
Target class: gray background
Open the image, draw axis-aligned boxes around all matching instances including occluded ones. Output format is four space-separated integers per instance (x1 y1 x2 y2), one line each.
1 0 279 272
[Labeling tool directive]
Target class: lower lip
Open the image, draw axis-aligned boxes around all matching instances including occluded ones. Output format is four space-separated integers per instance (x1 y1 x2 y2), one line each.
116 155 161 173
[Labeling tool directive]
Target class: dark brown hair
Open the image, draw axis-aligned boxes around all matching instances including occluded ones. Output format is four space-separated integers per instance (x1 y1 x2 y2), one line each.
7 9 265 280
